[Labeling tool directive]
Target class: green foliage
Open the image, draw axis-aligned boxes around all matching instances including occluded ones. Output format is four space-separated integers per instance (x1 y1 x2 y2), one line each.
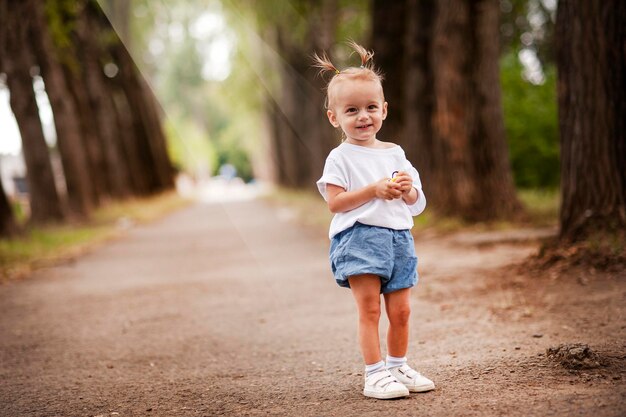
215 145 253 182
44 0 80 68
45 0 79 48
230 0 308 46
211 122 254 182
164 111 217 178
160 33 205 98
501 52 559 189
106 0 374 184
120 0 260 180
335 0 371 50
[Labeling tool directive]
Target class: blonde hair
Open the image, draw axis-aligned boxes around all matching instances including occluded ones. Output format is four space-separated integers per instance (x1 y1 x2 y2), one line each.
312 41 384 109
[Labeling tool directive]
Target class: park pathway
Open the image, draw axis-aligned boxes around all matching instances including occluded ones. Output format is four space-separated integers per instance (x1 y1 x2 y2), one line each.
0 195 623 416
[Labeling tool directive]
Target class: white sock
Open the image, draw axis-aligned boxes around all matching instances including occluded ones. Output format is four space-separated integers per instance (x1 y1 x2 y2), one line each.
386 355 407 369
364 360 385 377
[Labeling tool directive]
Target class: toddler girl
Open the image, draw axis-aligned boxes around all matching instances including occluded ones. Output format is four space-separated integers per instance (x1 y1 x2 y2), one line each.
315 42 435 400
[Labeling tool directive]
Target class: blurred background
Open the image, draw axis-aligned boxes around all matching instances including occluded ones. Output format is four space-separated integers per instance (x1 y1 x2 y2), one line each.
0 0 557 215
0 0 623 258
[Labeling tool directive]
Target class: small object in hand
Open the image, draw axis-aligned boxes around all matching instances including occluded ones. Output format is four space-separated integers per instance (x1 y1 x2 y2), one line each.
390 171 399 182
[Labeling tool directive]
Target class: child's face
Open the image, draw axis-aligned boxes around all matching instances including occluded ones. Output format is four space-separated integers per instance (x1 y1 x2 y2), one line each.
327 78 387 146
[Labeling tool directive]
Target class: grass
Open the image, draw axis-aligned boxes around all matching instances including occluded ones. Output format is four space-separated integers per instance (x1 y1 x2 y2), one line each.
518 188 560 227
0 191 192 281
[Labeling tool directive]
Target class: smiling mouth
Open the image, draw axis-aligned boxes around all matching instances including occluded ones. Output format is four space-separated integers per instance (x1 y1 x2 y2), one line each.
357 124 373 129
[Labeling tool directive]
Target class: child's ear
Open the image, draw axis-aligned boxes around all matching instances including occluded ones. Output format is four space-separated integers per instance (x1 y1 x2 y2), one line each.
382 102 388 120
327 110 340 127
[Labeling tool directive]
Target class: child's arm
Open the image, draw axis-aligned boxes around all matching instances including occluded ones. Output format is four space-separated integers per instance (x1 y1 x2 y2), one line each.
326 180 403 213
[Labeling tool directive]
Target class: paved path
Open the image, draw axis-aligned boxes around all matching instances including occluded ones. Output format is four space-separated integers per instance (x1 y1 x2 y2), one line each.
0 199 623 416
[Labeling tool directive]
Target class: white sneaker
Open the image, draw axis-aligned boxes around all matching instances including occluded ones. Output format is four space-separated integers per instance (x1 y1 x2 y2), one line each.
388 364 435 392
363 369 410 399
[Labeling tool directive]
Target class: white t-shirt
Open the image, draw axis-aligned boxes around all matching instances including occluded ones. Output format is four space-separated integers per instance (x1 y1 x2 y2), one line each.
317 142 427 239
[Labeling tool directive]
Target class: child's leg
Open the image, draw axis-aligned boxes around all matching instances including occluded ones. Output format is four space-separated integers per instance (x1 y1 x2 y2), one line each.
352 275 411 399
348 274 382 365
384 288 435 392
383 288 411 357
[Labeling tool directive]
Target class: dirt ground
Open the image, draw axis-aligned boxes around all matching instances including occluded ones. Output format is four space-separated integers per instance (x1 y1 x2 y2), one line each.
0 197 624 417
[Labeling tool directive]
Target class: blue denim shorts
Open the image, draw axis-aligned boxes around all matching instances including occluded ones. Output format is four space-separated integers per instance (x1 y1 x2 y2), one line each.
329 222 418 294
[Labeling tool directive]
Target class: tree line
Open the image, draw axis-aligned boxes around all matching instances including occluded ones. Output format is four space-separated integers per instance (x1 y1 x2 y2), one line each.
0 0 624 246
239 0 624 242
0 0 174 236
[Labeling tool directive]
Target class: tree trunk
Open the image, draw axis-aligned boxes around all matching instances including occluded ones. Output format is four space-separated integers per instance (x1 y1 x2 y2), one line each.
371 0 407 147
0 0 65 224
28 0 93 218
108 0 174 192
430 0 521 221
273 30 311 188
76 1 132 198
267 55 300 188
91 8 152 196
269 0 338 189
63 64 106 205
111 41 174 193
0 176 18 238
307 0 339 187
404 0 436 183
111 86 152 195
556 0 626 240
470 0 521 219
431 0 474 215
140 77 176 189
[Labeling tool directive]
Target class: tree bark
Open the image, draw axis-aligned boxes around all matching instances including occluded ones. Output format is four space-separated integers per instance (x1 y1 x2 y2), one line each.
108 0 174 191
404 0 436 183
91 7 152 196
556 0 626 240
0 175 18 238
0 0 65 224
267 25 298 188
470 0 521 219
140 77 176 189
28 0 93 218
76 1 132 198
430 0 521 221
63 64 106 205
111 41 174 193
110 85 152 195
269 0 338 189
49 1 105 204
273 29 311 187
371 0 407 147
307 0 339 186
431 0 475 215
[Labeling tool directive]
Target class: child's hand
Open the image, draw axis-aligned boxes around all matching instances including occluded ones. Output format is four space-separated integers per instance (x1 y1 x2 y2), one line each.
374 178 403 200
391 171 414 195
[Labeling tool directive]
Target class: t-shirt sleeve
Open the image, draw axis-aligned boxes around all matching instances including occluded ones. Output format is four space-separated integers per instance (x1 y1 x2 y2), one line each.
316 157 348 201
406 164 427 216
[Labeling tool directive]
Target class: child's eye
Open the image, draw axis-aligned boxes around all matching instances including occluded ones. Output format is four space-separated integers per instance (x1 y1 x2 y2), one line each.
368 105 378 110
346 108 357 113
